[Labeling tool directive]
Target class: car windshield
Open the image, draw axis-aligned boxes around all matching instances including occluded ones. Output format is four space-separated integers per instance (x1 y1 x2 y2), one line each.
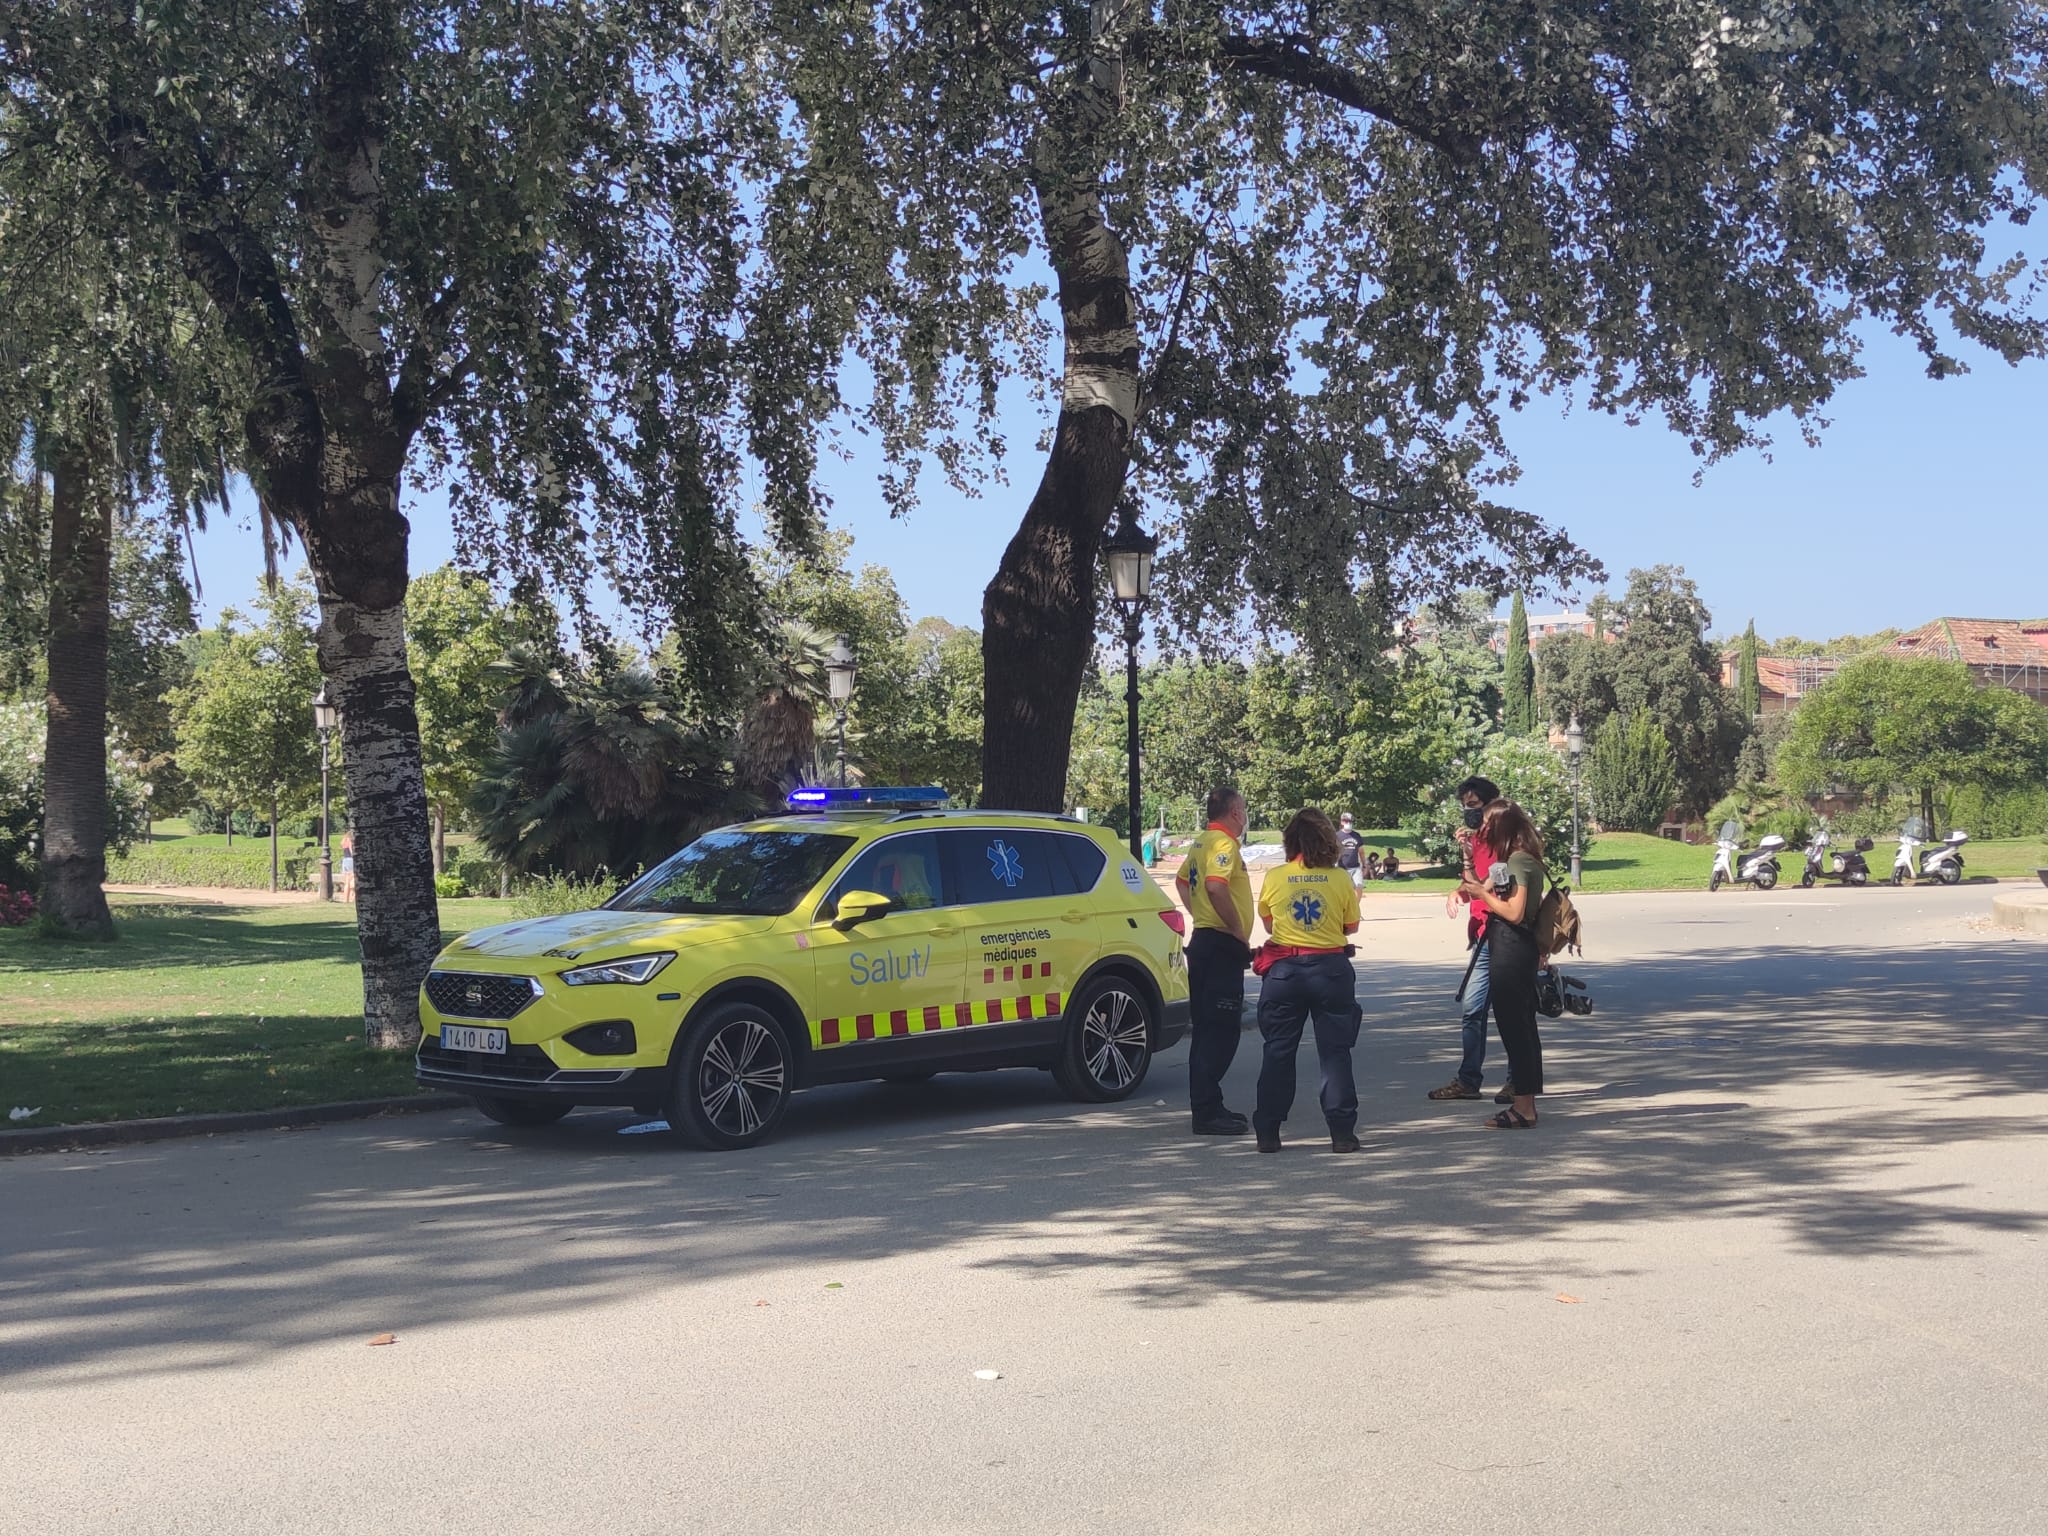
607 829 856 916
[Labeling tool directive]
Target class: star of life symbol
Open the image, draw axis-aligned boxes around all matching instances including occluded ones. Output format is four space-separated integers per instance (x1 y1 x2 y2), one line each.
1291 895 1324 928
1215 851 1231 868
988 839 1024 888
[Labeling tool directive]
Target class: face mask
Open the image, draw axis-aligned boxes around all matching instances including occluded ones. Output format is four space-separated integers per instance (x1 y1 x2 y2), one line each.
1462 807 1484 830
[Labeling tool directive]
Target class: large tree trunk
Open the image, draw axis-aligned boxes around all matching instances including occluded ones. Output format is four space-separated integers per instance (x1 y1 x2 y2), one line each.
38 443 115 938
305 460 441 1049
981 11 1140 811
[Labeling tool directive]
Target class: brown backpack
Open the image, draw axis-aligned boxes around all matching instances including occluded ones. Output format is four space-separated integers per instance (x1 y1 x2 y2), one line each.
1533 884 1582 961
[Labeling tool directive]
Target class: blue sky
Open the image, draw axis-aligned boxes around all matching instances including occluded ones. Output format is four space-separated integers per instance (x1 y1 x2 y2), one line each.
186 318 2048 646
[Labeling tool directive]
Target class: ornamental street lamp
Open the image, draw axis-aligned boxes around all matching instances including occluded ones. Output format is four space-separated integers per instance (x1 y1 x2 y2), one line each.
825 634 857 788
1102 500 1158 862
312 684 340 901
1566 711 1585 890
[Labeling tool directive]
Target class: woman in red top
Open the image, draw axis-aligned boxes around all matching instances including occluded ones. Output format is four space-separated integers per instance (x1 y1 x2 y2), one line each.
1428 775 1501 1101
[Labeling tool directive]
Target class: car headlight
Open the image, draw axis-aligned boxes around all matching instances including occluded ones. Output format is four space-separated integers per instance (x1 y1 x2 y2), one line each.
558 953 675 986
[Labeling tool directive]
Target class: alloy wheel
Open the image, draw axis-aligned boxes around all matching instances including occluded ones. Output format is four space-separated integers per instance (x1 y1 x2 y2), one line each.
697 1017 787 1138
1082 986 1149 1093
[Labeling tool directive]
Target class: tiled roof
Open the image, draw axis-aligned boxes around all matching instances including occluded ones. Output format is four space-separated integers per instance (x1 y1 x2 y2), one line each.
1886 618 2048 664
1755 655 1839 696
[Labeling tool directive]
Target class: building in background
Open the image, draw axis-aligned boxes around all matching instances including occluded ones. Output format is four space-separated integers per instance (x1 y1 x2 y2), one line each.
1883 618 2048 705
1719 652 1843 715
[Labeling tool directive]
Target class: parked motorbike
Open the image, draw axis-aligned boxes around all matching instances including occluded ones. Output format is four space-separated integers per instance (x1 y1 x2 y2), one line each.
1801 822 1873 888
1891 817 1969 886
1710 819 1786 892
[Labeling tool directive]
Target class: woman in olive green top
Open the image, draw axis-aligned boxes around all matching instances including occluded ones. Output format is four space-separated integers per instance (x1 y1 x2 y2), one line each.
1457 800 1546 1128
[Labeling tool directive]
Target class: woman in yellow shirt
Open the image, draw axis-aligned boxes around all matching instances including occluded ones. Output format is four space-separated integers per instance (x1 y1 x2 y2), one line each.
1252 808 1364 1153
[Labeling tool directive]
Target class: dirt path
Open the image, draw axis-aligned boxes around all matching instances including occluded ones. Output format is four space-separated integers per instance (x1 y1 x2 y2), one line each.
105 884 330 908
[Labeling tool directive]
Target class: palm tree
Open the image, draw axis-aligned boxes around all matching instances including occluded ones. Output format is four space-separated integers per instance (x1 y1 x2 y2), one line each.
473 656 750 880
737 621 831 798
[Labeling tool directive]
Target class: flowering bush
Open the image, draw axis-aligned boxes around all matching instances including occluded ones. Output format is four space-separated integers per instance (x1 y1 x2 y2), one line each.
0 884 34 926
1406 735 1591 880
0 700 151 888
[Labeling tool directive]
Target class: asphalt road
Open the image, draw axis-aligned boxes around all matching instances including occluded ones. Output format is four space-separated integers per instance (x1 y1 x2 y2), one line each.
3 885 2045 1535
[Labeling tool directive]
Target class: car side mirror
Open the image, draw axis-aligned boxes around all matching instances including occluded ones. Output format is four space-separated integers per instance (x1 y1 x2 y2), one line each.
832 889 894 930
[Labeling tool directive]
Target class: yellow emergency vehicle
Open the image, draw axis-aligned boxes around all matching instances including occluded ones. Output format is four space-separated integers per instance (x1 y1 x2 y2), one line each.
416 788 1192 1148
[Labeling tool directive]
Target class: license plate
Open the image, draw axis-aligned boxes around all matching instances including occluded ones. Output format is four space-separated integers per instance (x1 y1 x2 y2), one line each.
441 1024 507 1054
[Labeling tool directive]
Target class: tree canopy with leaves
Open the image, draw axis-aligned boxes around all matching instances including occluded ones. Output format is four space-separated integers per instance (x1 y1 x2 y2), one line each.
405 566 517 869
1777 655 2048 830
171 582 324 887
1503 594 1534 735
753 0 2048 812
1 1 840 1039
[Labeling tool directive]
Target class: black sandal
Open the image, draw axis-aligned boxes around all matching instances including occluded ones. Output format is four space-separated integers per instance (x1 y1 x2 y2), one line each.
1483 1107 1537 1129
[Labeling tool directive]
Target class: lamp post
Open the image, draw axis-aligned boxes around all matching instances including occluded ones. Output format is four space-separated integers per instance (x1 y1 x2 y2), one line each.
1566 711 1585 890
825 634 857 787
1102 500 1158 861
312 684 339 901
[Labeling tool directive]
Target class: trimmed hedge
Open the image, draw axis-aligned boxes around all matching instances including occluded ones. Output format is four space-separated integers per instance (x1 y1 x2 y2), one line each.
107 847 317 890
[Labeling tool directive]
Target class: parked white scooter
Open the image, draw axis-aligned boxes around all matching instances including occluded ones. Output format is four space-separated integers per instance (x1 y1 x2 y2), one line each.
1710 819 1786 892
1891 817 1969 886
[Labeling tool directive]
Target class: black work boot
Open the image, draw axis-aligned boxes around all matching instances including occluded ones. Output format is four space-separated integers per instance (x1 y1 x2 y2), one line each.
1191 1110 1249 1136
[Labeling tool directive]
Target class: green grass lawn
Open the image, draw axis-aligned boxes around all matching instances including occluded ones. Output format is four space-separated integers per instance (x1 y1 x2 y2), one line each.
0 895 520 1127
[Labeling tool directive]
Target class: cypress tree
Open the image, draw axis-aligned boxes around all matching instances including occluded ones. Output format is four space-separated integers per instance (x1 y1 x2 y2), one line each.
1503 594 1534 734
1739 621 1762 719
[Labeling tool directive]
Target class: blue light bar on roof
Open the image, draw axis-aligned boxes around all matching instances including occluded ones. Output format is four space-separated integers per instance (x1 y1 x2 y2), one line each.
785 786 950 810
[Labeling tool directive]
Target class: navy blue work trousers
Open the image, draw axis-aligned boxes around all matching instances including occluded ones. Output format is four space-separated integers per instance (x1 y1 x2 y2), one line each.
1253 952 1362 1137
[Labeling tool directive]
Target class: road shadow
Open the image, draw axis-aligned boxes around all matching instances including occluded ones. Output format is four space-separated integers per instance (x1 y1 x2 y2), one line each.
2 936 2043 1385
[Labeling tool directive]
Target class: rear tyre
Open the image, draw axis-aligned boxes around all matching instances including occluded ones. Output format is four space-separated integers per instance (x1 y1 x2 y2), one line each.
1052 974 1154 1103
1938 862 1962 886
473 1096 573 1128
1755 866 1778 892
667 1001 793 1150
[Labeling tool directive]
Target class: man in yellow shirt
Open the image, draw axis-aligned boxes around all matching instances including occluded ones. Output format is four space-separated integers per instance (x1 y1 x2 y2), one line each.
1176 787 1253 1136
1251 809 1364 1154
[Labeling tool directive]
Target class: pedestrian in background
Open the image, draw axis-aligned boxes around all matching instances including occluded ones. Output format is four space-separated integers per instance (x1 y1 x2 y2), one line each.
1428 774 1501 1102
1458 799 1547 1129
340 829 357 903
1337 811 1365 888
1177 787 1253 1137
1251 808 1364 1154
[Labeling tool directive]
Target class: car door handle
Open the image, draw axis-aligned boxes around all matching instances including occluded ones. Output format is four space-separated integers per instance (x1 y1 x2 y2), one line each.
1060 910 1089 923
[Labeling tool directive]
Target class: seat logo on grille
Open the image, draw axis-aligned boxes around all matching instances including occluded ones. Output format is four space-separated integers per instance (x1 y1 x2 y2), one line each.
464 983 484 1008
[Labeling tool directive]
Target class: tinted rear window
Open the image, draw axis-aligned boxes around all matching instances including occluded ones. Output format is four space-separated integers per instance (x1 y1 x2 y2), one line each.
945 828 1058 904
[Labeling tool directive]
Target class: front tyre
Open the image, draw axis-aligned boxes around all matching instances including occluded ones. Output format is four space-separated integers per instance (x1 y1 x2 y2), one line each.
1800 869 1816 889
1891 869 1906 887
1709 871 1724 893
668 1002 793 1150
1052 975 1154 1103
473 1096 573 1128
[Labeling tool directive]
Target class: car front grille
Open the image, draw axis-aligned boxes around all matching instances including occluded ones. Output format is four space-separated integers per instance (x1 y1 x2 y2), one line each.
425 970 540 1020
